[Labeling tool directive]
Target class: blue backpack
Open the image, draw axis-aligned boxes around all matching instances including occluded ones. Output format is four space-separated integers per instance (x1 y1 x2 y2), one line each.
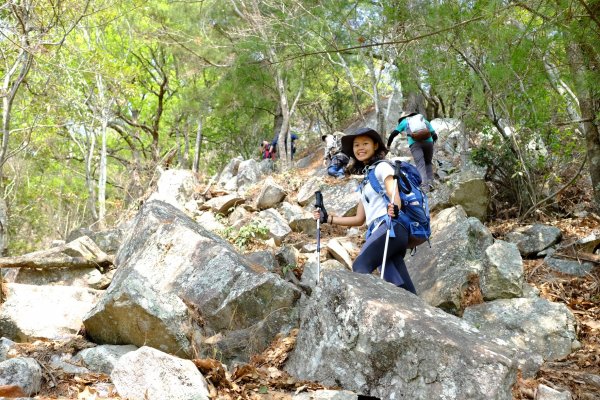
366 160 431 252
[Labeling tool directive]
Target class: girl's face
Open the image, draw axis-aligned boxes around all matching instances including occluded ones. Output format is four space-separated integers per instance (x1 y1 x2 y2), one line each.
353 135 378 162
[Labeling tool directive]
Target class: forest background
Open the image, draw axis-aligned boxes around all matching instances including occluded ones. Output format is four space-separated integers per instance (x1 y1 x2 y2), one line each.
0 0 598 255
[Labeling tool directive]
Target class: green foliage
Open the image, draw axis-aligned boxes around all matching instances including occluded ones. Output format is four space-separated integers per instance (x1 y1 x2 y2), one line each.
220 221 269 251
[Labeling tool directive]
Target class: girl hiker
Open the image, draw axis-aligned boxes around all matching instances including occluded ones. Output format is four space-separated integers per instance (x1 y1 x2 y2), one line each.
387 110 437 192
313 127 417 294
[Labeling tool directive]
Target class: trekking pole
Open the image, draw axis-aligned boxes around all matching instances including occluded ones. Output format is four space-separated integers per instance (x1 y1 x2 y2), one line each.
314 191 324 284
380 162 404 280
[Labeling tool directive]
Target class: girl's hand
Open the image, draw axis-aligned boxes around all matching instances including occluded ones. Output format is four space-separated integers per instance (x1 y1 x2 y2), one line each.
387 203 399 218
313 209 321 221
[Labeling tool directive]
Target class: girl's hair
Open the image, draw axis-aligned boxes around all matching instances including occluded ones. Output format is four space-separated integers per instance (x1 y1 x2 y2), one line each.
346 148 387 175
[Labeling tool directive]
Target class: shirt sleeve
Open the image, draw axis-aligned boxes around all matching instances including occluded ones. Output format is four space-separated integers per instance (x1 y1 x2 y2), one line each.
397 120 408 132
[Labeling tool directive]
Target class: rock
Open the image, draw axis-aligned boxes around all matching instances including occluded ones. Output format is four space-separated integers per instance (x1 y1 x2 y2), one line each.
0 337 17 362
74 344 138 375
147 169 199 212
111 346 209 400
326 238 353 269
535 384 573 400
8 267 110 290
505 224 562 257
236 159 262 194
0 357 42 396
297 177 322 206
286 270 516 400
255 177 287 210
463 297 580 363
406 206 494 314
255 208 292 246
245 250 278 272
216 156 243 188
0 283 101 341
203 193 244 215
195 210 226 233
544 256 594 277
481 240 524 300
312 179 361 219
84 201 300 362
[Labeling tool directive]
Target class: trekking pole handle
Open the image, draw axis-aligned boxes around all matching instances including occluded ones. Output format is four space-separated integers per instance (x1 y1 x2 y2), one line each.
315 191 324 209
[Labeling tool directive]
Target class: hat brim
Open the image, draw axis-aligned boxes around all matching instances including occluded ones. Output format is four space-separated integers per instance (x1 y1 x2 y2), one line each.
341 128 387 159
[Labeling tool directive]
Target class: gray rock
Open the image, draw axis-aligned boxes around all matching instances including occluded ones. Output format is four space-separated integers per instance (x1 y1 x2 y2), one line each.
463 297 580 363
0 283 101 341
236 159 262 194
147 169 199 212
74 344 138 375
481 240 524 300
111 346 209 400
326 238 353 269
0 357 42 396
286 270 516 400
505 224 562 257
216 156 242 188
406 206 494 314
297 177 322 207
544 256 594 276
245 250 278 272
255 208 292 246
203 194 244 215
535 384 573 400
84 201 300 362
255 177 287 210
0 337 17 362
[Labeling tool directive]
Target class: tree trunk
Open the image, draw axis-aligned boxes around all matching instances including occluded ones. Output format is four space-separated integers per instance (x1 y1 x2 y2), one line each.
566 41 600 207
192 120 203 173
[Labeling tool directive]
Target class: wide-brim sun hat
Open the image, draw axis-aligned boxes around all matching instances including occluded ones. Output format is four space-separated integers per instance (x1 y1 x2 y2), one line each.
398 110 417 123
341 127 388 158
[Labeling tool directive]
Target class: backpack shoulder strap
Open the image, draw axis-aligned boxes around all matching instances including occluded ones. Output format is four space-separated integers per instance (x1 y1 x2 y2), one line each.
366 160 395 202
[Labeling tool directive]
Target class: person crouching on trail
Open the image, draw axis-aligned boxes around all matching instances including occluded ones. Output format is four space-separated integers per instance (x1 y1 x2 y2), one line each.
312 127 417 294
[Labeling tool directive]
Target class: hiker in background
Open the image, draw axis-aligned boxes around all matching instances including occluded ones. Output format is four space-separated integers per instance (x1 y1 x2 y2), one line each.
387 110 438 191
260 140 272 159
322 132 341 165
326 151 349 179
312 127 416 294
270 132 299 161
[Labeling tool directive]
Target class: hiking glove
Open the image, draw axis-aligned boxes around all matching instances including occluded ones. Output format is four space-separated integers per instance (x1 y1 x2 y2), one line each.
318 207 328 224
432 132 438 143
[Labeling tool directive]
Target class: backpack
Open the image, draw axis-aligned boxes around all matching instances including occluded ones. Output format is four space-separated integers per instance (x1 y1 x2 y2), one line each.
406 114 431 141
366 160 431 252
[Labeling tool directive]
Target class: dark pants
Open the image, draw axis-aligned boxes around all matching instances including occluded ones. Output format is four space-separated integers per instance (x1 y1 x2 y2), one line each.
353 222 416 294
409 141 434 185
327 164 345 178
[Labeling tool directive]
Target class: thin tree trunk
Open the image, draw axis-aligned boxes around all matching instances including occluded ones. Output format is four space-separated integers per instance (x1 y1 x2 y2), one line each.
96 75 109 229
192 120 202 173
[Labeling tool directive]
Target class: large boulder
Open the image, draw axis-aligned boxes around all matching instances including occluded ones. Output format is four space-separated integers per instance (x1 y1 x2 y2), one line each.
406 206 494 314
0 283 102 341
463 297 580 363
285 270 516 399
84 200 301 362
